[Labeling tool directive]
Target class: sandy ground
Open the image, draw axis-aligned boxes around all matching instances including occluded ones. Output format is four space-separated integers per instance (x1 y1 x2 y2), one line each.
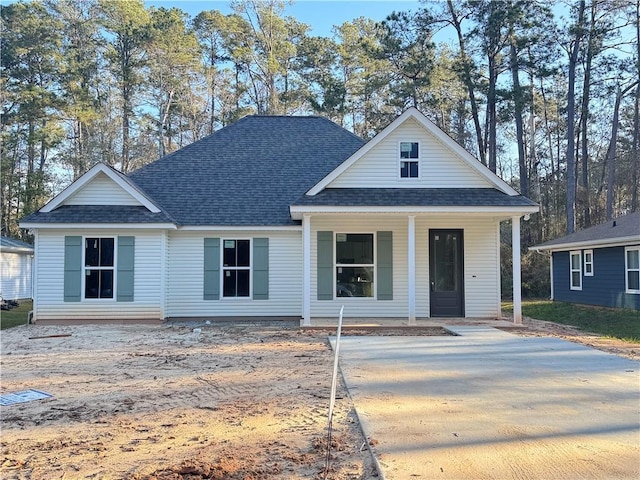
0 318 637 479
0 323 376 479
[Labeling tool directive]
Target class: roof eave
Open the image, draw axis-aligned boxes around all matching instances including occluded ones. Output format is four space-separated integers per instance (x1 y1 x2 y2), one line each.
530 235 640 252
290 204 539 220
20 222 178 230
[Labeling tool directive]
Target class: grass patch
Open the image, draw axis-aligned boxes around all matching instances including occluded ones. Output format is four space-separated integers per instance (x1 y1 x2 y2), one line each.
0 300 32 330
503 300 640 343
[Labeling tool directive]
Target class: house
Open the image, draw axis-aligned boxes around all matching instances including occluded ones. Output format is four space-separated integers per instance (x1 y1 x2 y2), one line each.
0 236 34 301
20 108 538 325
531 212 640 310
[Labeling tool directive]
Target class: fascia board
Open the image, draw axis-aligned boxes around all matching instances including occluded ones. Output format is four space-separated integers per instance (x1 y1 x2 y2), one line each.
178 225 302 231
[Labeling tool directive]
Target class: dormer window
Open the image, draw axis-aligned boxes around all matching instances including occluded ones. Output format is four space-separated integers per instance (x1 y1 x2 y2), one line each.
400 141 419 178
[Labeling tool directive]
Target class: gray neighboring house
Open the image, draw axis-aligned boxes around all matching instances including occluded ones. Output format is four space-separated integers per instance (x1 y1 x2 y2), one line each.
0 236 34 301
20 108 538 324
531 212 640 310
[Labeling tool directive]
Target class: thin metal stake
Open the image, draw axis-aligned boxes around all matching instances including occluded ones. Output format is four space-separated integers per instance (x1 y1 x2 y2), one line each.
324 305 344 478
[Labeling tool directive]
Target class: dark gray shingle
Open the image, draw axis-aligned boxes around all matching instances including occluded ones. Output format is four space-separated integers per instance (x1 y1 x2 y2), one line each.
292 188 538 207
534 211 640 249
128 115 366 226
22 205 175 224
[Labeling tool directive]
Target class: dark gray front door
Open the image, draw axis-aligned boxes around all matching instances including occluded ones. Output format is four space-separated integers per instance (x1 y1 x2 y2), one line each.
429 229 464 317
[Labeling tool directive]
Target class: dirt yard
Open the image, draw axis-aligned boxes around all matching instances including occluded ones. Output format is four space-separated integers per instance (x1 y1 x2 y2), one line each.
0 318 637 479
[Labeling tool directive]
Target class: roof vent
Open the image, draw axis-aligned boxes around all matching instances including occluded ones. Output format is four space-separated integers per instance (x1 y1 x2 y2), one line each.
613 220 617 227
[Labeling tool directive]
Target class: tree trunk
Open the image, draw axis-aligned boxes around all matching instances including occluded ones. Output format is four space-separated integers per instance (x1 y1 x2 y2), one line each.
606 81 639 219
565 0 586 234
632 0 640 212
579 2 596 227
510 40 527 196
446 0 486 165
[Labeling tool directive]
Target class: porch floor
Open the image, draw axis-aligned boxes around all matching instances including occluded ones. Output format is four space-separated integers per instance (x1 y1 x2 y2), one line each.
302 317 521 329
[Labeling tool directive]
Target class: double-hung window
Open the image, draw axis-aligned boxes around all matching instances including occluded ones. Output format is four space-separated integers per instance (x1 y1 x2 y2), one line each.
625 246 640 294
336 233 374 297
223 239 250 297
400 141 419 178
570 250 582 290
84 237 115 299
584 250 594 276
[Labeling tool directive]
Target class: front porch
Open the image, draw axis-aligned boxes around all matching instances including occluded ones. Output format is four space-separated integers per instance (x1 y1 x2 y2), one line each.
297 212 528 326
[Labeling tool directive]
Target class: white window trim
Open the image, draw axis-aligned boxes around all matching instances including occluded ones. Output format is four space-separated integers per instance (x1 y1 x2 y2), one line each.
82 236 117 302
584 249 594 276
625 246 640 295
335 232 377 300
221 238 252 299
570 250 582 291
398 140 421 180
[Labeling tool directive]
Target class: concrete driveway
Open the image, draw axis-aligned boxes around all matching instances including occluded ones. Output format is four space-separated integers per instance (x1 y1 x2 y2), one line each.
333 326 640 480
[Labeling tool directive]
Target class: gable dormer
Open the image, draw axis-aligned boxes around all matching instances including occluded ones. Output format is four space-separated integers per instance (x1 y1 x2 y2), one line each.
308 108 518 196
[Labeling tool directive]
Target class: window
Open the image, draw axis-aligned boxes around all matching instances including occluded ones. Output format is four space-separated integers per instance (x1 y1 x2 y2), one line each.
400 141 419 178
223 239 250 297
336 233 374 297
570 250 582 290
626 247 640 294
84 237 115 299
584 250 594 276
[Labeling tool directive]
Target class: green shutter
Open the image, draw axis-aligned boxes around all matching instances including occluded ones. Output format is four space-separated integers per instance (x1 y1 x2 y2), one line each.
204 238 220 300
117 236 135 302
64 236 82 302
377 231 393 300
317 231 334 300
253 238 269 300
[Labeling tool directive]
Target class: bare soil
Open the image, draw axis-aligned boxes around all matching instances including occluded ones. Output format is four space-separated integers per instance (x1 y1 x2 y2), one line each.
1 319 637 479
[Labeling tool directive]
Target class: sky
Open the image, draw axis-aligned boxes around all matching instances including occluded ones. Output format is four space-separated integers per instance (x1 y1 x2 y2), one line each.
145 0 424 37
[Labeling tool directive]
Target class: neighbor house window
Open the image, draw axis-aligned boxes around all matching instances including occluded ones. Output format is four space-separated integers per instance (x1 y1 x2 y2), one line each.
223 239 250 297
400 141 419 178
625 246 640 294
336 233 374 297
84 237 115 299
584 250 594 276
570 251 582 290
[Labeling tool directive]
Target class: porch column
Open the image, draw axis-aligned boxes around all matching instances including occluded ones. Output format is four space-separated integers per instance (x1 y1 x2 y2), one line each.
512 216 522 325
302 214 311 326
408 215 416 325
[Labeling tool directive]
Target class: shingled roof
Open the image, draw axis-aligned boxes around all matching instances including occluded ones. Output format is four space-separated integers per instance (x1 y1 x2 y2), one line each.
292 188 537 208
532 211 640 251
128 115 365 226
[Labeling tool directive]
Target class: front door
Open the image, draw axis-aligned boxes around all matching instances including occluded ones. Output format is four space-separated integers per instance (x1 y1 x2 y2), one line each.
429 229 464 317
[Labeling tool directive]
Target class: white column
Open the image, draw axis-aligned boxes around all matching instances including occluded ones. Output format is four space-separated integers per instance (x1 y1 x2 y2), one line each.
512 216 522 325
408 215 416 325
302 214 311 326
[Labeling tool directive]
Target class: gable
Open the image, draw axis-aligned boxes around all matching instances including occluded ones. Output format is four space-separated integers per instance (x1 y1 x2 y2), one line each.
326 117 494 189
63 171 143 206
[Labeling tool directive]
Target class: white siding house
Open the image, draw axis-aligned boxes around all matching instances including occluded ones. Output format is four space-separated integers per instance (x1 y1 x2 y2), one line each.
21 108 538 324
1 237 34 300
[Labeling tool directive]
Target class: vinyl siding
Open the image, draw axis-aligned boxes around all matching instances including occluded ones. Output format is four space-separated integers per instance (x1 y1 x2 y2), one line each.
65 172 142 206
553 247 640 310
34 229 163 320
0 252 33 299
165 230 302 317
327 118 494 189
310 215 500 318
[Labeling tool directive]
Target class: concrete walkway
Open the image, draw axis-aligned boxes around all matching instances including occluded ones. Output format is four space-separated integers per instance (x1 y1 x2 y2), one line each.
333 327 640 480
